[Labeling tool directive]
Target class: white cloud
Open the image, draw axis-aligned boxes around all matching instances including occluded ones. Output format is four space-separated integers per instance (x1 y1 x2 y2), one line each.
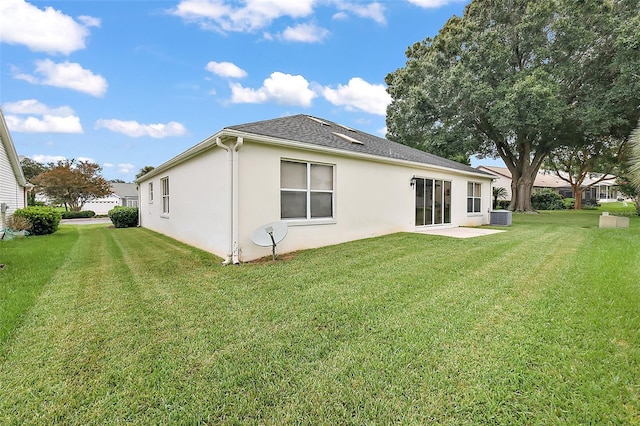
104 162 115 168
230 72 317 107
0 0 99 55
14 59 107 97
117 163 135 174
332 11 348 20
95 119 188 138
205 61 247 78
334 2 386 24
407 0 460 8
171 0 315 33
322 77 391 115
3 99 83 133
77 156 96 163
280 23 329 43
32 154 66 163
78 15 101 28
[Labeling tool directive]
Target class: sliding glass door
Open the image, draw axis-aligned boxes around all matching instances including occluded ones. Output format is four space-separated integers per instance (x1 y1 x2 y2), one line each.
415 178 451 226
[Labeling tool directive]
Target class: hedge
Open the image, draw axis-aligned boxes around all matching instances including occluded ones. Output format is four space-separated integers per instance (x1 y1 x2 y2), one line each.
531 189 565 210
12 206 61 235
61 210 96 219
108 207 138 228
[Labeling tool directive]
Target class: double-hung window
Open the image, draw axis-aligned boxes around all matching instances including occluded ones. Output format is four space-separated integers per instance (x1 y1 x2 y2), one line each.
467 182 482 213
161 177 170 215
281 160 334 220
148 182 154 203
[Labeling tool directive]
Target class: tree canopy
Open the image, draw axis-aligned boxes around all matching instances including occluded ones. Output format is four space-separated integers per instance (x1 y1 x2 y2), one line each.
31 159 112 212
136 166 155 180
386 0 640 211
20 157 48 181
544 137 626 209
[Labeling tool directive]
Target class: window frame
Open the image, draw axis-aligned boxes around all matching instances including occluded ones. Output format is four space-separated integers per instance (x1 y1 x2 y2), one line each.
467 182 482 214
161 177 170 216
280 159 335 224
414 177 452 226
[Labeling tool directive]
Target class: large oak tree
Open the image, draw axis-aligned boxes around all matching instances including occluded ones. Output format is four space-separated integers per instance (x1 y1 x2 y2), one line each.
386 0 639 211
32 159 112 212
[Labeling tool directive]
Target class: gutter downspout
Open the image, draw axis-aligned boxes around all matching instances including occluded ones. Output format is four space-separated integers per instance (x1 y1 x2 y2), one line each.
216 137 233 265
216 136 243 265
231 137 243 264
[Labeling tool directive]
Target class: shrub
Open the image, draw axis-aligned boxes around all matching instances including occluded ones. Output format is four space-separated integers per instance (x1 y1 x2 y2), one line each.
12 206 61 235
562 198 575 210
108 207 138 228
531 189 565 210
496 200 511 210
61 210 96 219
6 214 32 231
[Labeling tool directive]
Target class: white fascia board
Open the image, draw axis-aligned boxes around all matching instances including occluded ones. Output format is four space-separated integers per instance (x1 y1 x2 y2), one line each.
222 129 495 181
136 128 495 183
134 133 223 183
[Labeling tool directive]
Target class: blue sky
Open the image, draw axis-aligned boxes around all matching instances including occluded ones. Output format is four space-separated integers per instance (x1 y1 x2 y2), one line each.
1 0 500 181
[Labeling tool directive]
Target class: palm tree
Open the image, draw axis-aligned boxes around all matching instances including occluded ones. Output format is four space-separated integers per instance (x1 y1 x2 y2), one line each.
492 187 508 209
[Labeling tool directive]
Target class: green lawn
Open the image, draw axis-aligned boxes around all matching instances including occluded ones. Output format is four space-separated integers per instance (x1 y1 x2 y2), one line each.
1 211 639 424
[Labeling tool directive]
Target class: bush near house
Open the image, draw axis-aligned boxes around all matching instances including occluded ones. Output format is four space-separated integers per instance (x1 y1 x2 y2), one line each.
12 206 61 235
108 207 138 228
563 198 576 210
61 210 96 219
496 200 511 209
531 189 565 210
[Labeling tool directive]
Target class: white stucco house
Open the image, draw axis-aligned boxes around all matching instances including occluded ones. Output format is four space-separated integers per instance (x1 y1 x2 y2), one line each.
82 183 139 215
0 108 28 228
136 115 495 263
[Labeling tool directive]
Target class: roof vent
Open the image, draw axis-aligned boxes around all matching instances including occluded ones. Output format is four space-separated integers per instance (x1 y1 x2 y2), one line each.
336 123 356 132
306 116 329 126
332 132 364 145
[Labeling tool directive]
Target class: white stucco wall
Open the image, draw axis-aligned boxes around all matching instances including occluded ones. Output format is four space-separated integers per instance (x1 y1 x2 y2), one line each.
138 139 493 263
236 141 491 262
138 147 230 259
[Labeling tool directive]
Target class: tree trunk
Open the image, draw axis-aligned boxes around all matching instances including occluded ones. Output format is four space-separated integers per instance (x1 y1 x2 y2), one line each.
507 163 538 212
573 185 583 210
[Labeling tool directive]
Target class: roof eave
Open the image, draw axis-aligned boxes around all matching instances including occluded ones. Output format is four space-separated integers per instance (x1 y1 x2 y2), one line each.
136 128 495 182
0 109 28 187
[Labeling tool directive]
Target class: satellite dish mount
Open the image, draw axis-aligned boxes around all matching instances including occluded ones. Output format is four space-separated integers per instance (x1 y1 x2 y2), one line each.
251 221 288 261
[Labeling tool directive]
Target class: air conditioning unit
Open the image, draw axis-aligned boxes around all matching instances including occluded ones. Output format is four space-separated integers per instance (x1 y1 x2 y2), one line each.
490 210 512 226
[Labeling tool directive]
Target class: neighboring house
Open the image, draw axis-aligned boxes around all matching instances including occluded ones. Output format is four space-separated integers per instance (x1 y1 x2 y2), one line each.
477 165 622 203
82 183 139 215
0 108 28 228
137 115 495 264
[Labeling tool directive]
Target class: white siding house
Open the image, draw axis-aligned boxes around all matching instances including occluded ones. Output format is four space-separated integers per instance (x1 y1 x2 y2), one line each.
137 115 495 263
0 109 28 228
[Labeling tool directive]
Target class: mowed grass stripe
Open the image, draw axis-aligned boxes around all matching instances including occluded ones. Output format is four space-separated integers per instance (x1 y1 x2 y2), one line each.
0 226 163 423
0 226 80 348
0 212 639 424
274 228 587 422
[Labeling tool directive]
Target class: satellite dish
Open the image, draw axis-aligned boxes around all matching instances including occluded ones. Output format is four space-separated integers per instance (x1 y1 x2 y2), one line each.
251 221 288 260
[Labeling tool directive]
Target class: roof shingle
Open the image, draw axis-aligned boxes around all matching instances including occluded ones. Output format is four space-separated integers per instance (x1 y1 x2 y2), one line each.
226 114 491 176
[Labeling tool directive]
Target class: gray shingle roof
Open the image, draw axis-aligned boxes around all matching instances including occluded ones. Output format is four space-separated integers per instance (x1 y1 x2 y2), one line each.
111 182 138 197
226 114 490 176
